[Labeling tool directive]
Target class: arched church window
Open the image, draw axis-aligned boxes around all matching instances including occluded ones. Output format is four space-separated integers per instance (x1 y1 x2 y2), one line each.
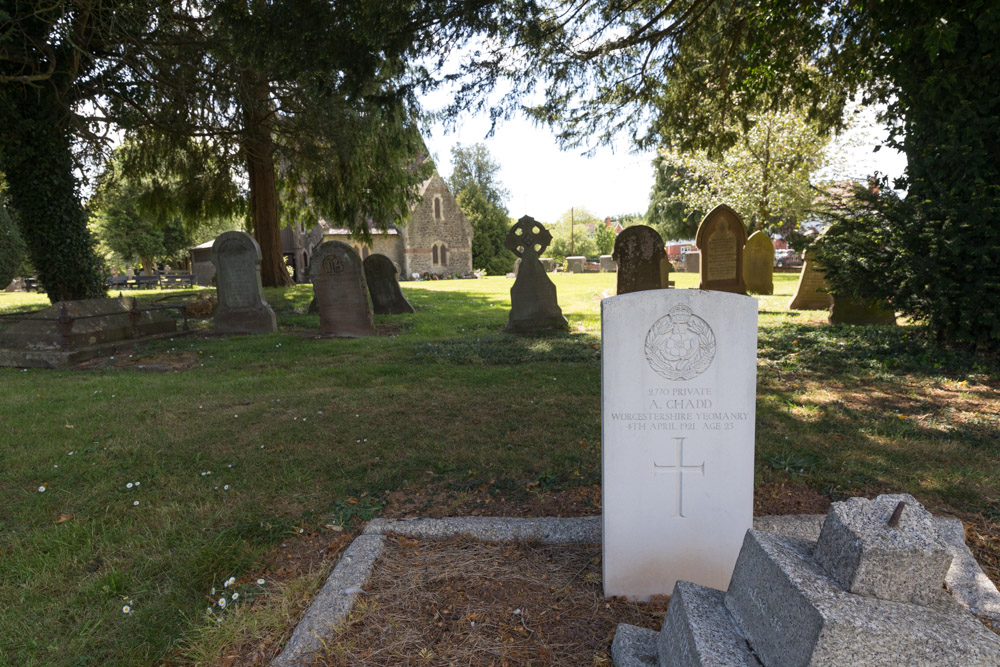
440 244 447 266
434 197 442 220
432 244 439 264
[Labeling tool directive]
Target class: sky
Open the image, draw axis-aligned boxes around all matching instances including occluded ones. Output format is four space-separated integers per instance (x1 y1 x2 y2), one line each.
422 102 908 225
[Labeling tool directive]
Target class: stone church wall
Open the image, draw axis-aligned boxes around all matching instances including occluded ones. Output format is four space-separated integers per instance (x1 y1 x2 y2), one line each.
402 175 473 277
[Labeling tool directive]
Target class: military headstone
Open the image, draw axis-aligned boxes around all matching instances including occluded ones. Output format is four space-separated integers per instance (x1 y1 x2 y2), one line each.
602 289 758 599
363 254 415 315
613 225 669 294
695 205 747 294
788 249 833 310
504 216 569 334
600 255 617 272
211 231 277 334
311 241 375 337
742 230 774 295
566 256 585 273
829 295 896 325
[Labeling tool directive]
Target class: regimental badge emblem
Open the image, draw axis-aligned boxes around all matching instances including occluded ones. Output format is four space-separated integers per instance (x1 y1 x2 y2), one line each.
644 305 716 381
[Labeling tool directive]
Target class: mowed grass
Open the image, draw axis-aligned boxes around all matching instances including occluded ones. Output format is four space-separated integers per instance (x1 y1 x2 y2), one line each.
0 271 997 665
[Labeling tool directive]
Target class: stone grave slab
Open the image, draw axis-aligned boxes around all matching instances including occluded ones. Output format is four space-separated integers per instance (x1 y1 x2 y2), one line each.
211 231 276 334
684 251 700 274
695 204 747 294
742 230 774 295
311 241 375 337
566 256 585 273
829 295 896 325
601 289 758 599
600 254 617 272
504 216 568 333
0 298 179 368
613 225 669 294
814 494 952 605
363 254 414 315
788 249 833 310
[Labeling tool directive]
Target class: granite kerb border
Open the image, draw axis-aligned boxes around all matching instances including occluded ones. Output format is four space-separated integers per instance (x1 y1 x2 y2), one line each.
271 514 1000 666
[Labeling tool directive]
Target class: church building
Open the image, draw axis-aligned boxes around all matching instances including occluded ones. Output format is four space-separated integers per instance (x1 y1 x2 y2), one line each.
318 171 474 279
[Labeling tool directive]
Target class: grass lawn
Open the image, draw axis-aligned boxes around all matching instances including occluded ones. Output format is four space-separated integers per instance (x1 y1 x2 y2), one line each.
0 272 997 665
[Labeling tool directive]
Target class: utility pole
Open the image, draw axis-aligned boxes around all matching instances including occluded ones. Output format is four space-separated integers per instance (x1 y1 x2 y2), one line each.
570 207 575 256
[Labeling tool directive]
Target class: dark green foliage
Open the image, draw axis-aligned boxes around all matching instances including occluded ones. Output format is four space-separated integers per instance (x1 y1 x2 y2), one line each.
0 91 105 301
0 198 27 287
815 4 1000 351
459 186 514 275
448 144 513 274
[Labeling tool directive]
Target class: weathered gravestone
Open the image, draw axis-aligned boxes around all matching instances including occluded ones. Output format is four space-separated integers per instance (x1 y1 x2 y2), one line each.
539 257 555 273
211 231 277 334
311 241 375 337
742 230 774 295
612 494 1000 666
613 225 671 294
504 216 569 334
602 289 758 599
829 295 896 325
0 298 179 368
363 254 415 315
684 251 700 274
600 255 617 272
788 249 833 310
696 204 747 294
566 256 585 273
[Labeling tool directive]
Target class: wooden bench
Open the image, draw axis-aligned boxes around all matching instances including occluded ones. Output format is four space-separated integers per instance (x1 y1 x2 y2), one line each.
159 274 195 288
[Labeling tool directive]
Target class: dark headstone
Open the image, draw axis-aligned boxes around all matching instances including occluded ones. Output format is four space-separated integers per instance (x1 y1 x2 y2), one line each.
363 254 415 315
696 204 748 294
829 296 896 325
503 216 568 333
0 298 178 368
612 225 668 294
211 231 277 333
743 230 775 295
310 241 375 337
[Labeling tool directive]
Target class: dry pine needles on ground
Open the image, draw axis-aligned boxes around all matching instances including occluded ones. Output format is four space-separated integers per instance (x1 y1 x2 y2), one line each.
313 535 667 666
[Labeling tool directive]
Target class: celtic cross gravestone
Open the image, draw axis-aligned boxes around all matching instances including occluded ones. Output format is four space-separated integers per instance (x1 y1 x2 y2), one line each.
504 216 568 333
602 289 758 599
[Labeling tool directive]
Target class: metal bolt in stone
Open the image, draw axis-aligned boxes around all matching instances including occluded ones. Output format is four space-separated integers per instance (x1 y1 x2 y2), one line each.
887 501 906 528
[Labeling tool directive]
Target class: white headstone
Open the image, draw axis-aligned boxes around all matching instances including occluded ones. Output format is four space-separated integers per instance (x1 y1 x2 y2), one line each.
601 289 758 600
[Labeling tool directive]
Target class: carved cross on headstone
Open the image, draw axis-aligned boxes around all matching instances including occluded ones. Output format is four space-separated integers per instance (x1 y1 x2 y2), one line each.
654 437 705 518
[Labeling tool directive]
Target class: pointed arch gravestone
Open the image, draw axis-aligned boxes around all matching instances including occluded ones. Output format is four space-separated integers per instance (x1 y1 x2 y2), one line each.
696 205 748 294
504 216 568 333
788 249 834 310
602 289 758 600
742 229 775 295
363 254 415 315
211 231 277 334
612 225 671 294
311 241 375 337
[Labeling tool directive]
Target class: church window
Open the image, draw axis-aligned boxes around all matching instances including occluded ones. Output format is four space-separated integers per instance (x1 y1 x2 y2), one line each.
434 197 442 220
432 244 439 264
440 244 447 266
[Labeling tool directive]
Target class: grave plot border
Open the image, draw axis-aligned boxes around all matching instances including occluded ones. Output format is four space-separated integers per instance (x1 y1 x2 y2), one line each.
271 514 1000 666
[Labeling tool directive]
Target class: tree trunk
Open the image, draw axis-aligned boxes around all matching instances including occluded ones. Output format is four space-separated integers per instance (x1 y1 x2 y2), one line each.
241 77 293 287
0 87 106 303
